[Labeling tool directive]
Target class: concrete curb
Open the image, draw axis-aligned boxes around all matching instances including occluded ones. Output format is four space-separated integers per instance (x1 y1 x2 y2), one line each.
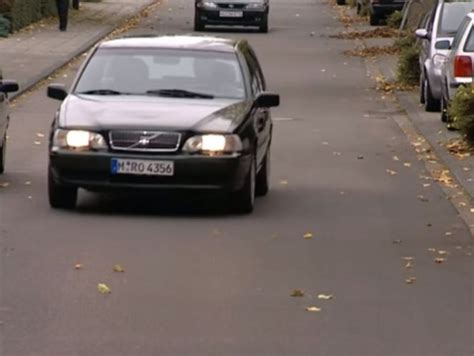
9 1 156 101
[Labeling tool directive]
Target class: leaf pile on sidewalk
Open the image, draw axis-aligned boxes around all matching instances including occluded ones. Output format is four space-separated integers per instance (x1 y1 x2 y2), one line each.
331 27 398 40
444 138 473 160
375 75 416 93
345 45 400 58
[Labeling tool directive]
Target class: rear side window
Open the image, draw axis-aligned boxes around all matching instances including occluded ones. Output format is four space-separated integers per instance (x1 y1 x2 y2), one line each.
463 23 474 51
438 3 474 36
451 16 471 50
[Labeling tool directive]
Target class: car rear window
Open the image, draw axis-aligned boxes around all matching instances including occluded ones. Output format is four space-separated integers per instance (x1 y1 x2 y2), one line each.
75 48 246 100
463 23 474 51
438 2 474 36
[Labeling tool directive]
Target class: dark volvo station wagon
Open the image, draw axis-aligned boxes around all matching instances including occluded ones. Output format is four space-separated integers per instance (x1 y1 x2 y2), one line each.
47 36 279 213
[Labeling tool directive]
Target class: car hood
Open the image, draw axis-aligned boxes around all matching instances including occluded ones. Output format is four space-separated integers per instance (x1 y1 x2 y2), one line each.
59 95 253 133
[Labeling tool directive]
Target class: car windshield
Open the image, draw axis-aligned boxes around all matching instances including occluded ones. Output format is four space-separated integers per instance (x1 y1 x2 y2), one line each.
438 2 474 36
74 48 246 99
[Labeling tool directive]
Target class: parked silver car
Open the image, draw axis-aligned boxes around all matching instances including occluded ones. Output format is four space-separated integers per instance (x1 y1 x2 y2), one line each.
440 12 474 122
0 71 19 174
416 0 474 112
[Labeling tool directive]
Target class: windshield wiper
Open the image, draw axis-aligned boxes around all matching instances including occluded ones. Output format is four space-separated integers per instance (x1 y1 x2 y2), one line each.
146 89 214 99
77 89 126 95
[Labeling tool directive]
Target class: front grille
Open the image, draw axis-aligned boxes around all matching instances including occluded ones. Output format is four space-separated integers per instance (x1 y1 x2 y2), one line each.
218 3 247 9
109 131 181 152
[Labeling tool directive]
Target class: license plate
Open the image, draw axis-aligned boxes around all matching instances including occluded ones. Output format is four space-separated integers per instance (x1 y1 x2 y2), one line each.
111 158 174 176
219 11 243 18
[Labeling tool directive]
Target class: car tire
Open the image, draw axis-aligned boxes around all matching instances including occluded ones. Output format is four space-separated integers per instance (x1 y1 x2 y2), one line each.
256 148 270 196
232 156 256 214
194 12 205 32
259 14 269 33
336 0 346 5
424 78 441 112
0 133 7 174
419 73 426 105
356 4 361 14
48 167 78 209
441 95 450 123
369 13 379 26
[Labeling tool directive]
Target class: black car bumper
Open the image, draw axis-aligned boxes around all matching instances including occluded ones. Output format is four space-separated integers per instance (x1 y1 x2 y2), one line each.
372 3 405 17
197 9 267 26
50 151 252 192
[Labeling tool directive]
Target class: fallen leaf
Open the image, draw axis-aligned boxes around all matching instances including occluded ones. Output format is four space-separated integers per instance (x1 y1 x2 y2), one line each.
403 162 412 168
24 181 32 186
317 294 334 300
97 283 111 294
357 155 364 160
405 277 416 284
0 182 10 188
405 261 414 269
428 248 437 253
435 257 446 264
445 232 453 236
417 195 429 202
402 256 414 261
392 155 400 161
36 133 45 138
386 169 397 176
392 239 402 244
280 180 288 186
437 250 449 256
303 232 313 240
75 263 83 270
305 306 321 312
290 289 305 297
113 264 125 273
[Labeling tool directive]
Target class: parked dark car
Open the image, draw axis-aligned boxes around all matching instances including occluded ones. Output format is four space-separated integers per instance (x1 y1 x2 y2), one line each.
357 0 407 26
46 36 280 213
0 71 19 174
194 0 270 33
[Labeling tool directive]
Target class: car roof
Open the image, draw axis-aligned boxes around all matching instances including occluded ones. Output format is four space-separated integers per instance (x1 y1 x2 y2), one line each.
99 35 240 53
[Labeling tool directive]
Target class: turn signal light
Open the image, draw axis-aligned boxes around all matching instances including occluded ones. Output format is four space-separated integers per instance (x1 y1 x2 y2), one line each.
454 55 473 77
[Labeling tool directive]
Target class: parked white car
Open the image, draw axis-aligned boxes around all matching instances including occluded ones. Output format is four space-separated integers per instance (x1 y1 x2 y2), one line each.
440 12 474 122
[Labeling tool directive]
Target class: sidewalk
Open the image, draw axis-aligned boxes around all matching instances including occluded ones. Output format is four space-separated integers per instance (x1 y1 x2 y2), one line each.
336 5 474 201
0 0 157 99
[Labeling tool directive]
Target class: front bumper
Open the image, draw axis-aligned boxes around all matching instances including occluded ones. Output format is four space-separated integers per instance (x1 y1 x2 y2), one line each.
50 150 251 192
197 8 267 26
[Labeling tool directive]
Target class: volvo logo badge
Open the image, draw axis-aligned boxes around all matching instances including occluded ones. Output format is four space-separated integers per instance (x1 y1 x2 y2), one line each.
139 137 150 146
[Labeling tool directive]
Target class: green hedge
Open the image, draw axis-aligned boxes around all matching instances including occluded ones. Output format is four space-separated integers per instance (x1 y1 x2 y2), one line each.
448 84 474 144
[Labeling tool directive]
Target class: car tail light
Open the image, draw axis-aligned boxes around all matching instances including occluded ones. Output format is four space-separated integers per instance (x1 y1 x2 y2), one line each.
454 55 473 77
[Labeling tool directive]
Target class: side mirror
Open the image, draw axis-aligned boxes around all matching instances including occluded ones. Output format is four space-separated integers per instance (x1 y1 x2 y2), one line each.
0 80 19 93
47 84 68 101
415 28 430 40
255 92 280 108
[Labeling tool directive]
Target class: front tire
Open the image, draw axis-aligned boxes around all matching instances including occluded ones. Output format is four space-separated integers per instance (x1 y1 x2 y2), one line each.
194 12 205 31
0 133 7 174
48 167 78 209
336 0 346 4
259 14 269 33
441 95 450 123
232 157 256 214
256 149 270 196
424 77 441 112
369 13 379 26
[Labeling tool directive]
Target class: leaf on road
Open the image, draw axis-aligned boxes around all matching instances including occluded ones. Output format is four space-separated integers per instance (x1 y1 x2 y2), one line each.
445 232 453 237
303 232 313 240
402 256 414 261
0 182 10 188
36 133 45 138
386 169 398 176
417 195 429 202
317 294 334 300
405 277 416 284
428 248 437 253
24 181 32 186
305 306 322 312
74 263 83 270
434 257 446 264
33 141 41 145
392 239 402 244
280 180 289 186
437 250 449 256
98 283 111 294
422 183 431 188
405 261 414 269
290 289 305 297
357 155 364 160
113 264 125 273
393 155 400 161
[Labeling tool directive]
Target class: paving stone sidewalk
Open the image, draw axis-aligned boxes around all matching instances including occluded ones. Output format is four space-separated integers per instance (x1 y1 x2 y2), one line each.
0 0 157 99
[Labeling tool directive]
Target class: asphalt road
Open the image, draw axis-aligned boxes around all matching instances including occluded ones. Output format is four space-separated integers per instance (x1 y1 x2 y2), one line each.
0 0 473 355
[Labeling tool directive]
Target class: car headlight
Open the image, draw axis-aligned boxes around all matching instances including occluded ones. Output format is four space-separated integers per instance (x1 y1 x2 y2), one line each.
246 2 266 9
198 1 218 8
433 54 448 70
182 134 242 154
52 129 107 151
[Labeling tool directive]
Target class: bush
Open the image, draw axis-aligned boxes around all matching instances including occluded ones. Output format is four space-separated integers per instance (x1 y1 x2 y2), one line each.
396 42 421 85
393 33 416 50
387 10 403 29
448 84 474 144
0 0 56 31
0 14 10 37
